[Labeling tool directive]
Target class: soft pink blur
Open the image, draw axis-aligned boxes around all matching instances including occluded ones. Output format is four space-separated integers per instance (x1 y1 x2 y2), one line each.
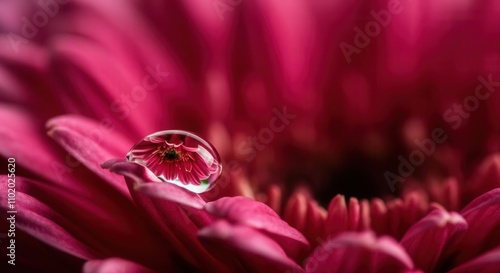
0 0 500 272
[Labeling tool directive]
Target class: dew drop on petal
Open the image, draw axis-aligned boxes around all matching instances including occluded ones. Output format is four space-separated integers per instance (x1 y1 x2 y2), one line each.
126 130 222 193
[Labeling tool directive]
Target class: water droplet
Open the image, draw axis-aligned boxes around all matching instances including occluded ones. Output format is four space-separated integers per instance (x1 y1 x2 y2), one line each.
126 130 222 193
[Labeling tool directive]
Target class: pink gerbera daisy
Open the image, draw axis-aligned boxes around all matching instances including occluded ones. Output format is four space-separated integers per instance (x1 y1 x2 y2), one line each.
126 131 222 192
0 0 499 272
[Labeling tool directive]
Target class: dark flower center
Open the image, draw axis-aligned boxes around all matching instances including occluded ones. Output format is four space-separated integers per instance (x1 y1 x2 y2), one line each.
162 149 180 161
271 143 417 207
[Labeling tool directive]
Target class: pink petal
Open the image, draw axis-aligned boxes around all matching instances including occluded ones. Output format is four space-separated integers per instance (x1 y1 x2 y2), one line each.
181 0 234 45
283 190 326 246
0 43 60 120
108 161 206 209
283 190 308 233
427 177 460 211
12 229 84 272
324 195 348 237
0 66 32 105
0 38 46 69
0 105 63 182
387 199 405 239
71 0 184 90
467 154 500 201
401 189 430 228
306 231 414 273
47 115 133 157
266 184 282 214
400 209 468 272
50 0 185 112
198 220 304 273
105 160 162 182
348 197 361 231
179 1 234 121
449 247 500 273
49 36 155 138
134 182 207 209
455 188 500 264
0 175 173 270
106 161 225 271
359 199 371 231
304 199 327 245
206 196 310 259
0 177 99 260
0 108 128 202
50 1 194 135
251 0 317 105
370 198 388 235
84 258 155 273
47 115 133 196
101 158 127 169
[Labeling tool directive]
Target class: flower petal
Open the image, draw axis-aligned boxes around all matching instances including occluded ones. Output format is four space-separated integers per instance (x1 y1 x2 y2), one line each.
198 220 304 273
455 188 500 264
47 115 133 157
306 231 414 273
304 199 327 245
0 177 100 260
283 190 308 233
370 198 388 235
101 158 127 169
206 196 310 259
107 161 206 209
387 199 405 239
324 195 348 237
0 105 63 182
400 209 468 272
49 1 196 137
134 182 207 209
251 0 317 106
449 247 500 273
266 184 282 214
47 115 133 196
466 154 500 202
427 177 460 211
106 161 225 271
348 197 361 231
0 108 129 202
0 175 173 270
11 228 84 272
0 65 34 105
285 190 326 247
49 36 152 138
84 258 155 273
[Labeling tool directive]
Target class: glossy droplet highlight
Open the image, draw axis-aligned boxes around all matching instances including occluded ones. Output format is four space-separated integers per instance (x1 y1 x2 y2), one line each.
126 130 222 193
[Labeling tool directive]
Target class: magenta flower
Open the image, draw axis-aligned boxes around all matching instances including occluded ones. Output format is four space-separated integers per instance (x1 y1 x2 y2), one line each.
126 131 222 192
1 0 500 272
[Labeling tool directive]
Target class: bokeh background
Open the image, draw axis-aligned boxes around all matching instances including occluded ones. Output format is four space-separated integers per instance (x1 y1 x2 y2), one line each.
1 0 499 214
